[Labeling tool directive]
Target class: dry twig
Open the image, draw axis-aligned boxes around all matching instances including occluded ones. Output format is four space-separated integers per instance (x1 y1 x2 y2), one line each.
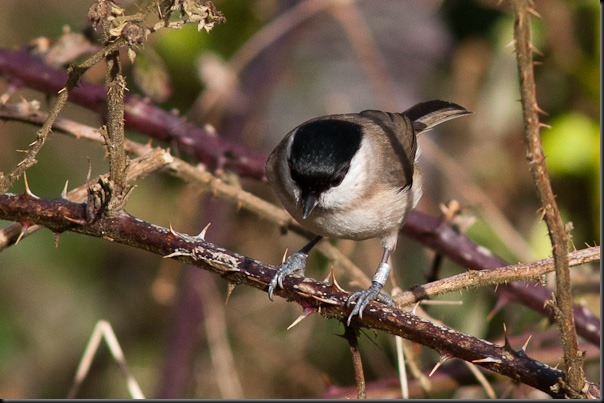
68 320 144 399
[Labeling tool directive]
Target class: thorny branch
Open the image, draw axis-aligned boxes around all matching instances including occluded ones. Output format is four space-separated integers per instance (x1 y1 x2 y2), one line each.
393 247 600 308
0 47 265 178
0 191 599 399
512 0 586 397
0 101 598 396
321 329 602 399
0 102 599 349
103 47 131 212
0 102 599 398
0 55 84 194
0 0 599 398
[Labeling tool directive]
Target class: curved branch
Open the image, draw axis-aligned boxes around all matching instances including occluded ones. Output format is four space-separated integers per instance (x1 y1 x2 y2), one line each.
0 102 599 346
0 192 598 398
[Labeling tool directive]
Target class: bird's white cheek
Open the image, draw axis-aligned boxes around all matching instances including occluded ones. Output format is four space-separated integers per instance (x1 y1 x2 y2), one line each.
319 151 368 210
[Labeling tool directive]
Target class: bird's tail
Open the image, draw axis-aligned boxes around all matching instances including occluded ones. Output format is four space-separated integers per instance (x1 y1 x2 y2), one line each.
404 100 470 134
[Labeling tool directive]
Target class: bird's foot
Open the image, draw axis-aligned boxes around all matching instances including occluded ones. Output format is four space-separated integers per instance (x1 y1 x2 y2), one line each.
267 252 308 300
346 282 395 325
345 261 394 325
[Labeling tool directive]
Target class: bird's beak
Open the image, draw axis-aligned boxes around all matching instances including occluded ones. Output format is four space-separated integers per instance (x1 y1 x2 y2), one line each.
302 193 318 219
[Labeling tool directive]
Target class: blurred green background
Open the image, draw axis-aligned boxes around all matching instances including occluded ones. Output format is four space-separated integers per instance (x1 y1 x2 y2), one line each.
0 0 599 398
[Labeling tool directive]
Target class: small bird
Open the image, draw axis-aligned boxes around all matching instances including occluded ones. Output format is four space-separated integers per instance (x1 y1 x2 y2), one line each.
265 100 469 324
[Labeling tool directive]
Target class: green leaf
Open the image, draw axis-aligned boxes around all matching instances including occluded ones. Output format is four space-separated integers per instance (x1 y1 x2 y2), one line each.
542 113 600 176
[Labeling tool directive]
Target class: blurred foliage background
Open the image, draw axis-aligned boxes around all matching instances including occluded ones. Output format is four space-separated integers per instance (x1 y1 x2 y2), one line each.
0 0 599 398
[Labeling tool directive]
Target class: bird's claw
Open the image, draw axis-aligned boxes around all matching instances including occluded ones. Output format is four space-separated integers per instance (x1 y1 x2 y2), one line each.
267 252 308 300
346 282 394 325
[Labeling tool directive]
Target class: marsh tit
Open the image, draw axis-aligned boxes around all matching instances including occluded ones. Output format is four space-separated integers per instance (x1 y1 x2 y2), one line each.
265 100 469 324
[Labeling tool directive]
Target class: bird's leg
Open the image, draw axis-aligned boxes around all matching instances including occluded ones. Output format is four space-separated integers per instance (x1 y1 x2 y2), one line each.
346 248 395 325
267 235 323 300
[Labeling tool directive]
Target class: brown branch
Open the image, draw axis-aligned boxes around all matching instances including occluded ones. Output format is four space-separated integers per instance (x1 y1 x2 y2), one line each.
0 192 599 398
104 47 130 212
343 325 366 399
402 211 600 347
0 59 80 193
0 102 600 348
0 47 267 179
512 0 586 396
394 247 600 307
0 24 131 193
0 4 599 397
322 331 601 399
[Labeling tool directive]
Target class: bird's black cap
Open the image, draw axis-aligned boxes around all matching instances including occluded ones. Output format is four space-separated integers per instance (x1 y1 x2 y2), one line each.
288 119 363 202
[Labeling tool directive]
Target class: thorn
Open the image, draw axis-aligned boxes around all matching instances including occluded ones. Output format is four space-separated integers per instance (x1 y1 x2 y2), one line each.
502 323 513 351
225 281 236 305
307 293 339 305
281 248 289 264
61 180 69 199
411 301 420 315
428 361 442 377
15 222 30 244
324 270 345 292
539 123 552 129
197 222 211 240
527 6 542 18
537 206 546 221
23 172 39 199
429 355 450 377
521 334 532 352
168 223 179 237
472 357 502 364
287 307 316 330
535 104 549 116
504 39 516 49
164 250 193 259
64 215 88 225
86 158 92 182
529 43 544 57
